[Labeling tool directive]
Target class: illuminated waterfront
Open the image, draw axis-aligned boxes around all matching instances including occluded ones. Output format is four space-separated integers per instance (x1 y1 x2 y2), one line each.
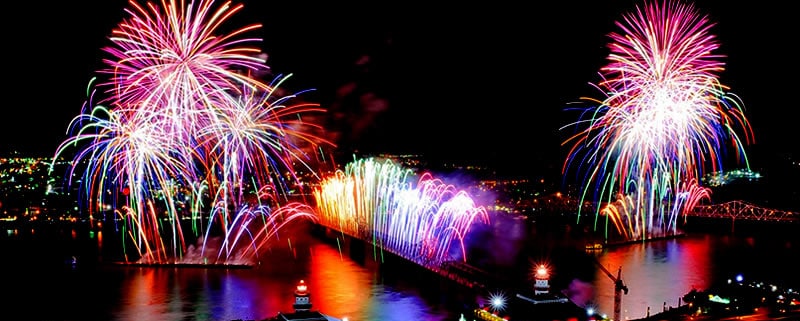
1 221 467 321
592 230 800 320
3 215 799 321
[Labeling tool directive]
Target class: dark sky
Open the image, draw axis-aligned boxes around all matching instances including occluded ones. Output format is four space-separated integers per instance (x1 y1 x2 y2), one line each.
6 1 797 178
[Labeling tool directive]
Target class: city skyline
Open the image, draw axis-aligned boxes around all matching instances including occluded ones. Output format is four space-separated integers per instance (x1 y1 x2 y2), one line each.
6 1 797 178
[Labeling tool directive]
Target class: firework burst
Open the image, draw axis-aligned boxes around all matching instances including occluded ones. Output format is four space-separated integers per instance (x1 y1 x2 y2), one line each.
562 0 754 241
52 0 333 265
313 157 490 269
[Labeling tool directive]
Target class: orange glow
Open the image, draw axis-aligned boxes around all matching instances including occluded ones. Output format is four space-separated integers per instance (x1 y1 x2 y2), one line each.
119 269 160 317
96 230 103 252
530 261 552 282
307 242 371 318
474 308 508 321
537 265 548 277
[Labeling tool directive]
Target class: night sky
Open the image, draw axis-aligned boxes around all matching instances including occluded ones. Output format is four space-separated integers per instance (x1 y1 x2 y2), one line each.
6 1 798 180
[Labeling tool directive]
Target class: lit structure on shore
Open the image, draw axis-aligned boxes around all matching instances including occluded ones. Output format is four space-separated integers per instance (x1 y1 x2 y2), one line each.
267 280 343 321
533 264 553 296
474 264 589 321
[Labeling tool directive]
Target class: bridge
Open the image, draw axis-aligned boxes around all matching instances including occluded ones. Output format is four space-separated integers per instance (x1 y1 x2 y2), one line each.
689 200 800 223
311 224 496 290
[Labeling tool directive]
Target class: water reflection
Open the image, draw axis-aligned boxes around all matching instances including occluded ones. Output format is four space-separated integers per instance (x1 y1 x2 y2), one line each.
592 236 713 319
306 236 457 321
104 230 457 321
308 241 374 320
4 220 800 321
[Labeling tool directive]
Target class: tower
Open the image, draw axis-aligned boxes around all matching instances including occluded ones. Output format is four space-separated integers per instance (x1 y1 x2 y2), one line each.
533 265 550 295
293 280 312 312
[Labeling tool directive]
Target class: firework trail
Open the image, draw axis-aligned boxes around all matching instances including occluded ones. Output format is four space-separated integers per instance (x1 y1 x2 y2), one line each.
52 0 333 265
313 157 490 269
562 0 753 241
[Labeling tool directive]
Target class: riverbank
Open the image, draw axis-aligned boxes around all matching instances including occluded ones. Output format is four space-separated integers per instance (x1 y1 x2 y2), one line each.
629 275 800 321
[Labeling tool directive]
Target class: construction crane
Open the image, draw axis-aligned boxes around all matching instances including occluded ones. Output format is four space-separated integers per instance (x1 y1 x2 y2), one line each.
595 261 629 321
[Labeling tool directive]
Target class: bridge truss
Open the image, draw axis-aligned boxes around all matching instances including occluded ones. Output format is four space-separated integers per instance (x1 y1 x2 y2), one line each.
690 200 800 223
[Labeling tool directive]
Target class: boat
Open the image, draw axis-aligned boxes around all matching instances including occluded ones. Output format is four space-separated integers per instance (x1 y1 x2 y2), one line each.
585 242 603 251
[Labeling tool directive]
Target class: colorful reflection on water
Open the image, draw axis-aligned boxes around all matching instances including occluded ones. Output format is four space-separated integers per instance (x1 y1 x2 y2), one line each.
592 232 800 320
592 236 713 320
4 220 799 321
111 267 285 321
2 224 460 321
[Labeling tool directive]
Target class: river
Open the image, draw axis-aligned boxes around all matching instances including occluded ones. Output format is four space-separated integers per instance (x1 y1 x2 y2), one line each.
1 215 798 321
